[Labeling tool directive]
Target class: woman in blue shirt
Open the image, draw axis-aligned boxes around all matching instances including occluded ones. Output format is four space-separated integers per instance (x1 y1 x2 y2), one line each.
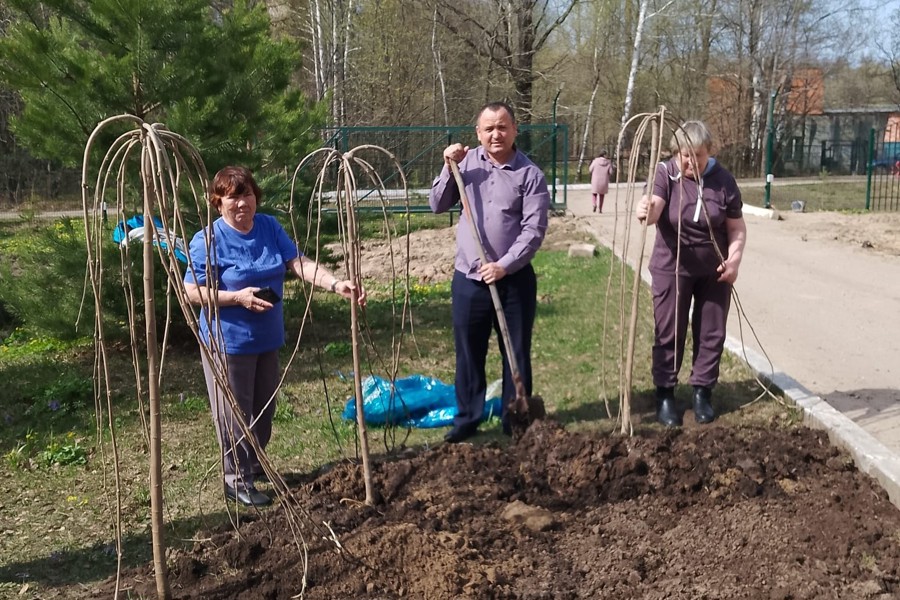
184 166 364 507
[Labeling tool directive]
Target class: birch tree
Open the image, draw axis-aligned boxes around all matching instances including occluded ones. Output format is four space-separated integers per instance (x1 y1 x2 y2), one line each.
432 7 450 126
710 0 863 174
561 0 624 178
266 0 355 126
620 0 674 138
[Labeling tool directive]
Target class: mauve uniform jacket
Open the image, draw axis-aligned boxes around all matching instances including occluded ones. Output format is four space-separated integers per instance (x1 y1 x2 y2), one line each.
589 156 613 195
648 159 743 277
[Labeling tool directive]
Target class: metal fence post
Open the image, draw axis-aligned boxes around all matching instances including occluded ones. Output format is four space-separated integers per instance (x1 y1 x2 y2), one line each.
764 91 776 209
551 89 561 207
562 122 569 208
865 127 874 211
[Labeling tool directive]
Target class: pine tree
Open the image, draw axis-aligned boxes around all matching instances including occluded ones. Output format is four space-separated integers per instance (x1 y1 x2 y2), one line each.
0 0 325 171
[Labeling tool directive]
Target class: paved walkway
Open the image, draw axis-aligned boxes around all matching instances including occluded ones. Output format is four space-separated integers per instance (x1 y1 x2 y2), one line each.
563 184 900 508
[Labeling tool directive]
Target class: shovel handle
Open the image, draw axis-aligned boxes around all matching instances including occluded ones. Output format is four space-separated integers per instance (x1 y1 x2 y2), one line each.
448 159 528 403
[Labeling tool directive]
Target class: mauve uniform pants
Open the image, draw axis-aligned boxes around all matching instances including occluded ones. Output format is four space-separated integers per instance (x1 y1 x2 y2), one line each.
201 349 279 489
650 271 732 389
451 265 536 429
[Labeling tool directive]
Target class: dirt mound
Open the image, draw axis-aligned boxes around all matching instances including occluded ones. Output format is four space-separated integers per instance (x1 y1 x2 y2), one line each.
332 216 592 284
779 211 900 257
97 421 900 599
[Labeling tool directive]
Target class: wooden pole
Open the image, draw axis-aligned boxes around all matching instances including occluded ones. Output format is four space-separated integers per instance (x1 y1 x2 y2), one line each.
622 112 664 435
142 144 171 599
344 167 375 505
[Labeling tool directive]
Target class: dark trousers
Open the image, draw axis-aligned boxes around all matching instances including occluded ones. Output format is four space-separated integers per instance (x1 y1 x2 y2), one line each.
201 349 279 489
650 271 732 389
451 265 536 429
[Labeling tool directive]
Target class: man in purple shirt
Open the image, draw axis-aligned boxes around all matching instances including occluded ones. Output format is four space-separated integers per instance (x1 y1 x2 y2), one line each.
429 101 550 443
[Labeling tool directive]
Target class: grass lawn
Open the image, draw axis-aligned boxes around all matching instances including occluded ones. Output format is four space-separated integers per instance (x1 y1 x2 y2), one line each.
740 177 875 212
0 214 787 599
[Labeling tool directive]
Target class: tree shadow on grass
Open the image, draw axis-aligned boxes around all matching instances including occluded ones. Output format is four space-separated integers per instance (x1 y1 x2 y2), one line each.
0 469 339 596
0 510 225 592
0 460 400 594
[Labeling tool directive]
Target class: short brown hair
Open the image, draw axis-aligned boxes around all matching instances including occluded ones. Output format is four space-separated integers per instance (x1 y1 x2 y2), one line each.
209 166 262 211
477 101 516 125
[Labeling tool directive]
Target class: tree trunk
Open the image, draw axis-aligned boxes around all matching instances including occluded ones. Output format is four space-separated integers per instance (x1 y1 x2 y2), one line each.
513 1 535 123
748 0 764 174
311 0 325 102
577 38 603 179
341 163 374 505
339 0 353 126
142 144 171 600
620 0 648 142
431 7 449 126
577 77 600 180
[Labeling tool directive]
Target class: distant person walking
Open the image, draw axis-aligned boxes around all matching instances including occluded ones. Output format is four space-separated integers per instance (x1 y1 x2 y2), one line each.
636 121 746 427
588 150 613 213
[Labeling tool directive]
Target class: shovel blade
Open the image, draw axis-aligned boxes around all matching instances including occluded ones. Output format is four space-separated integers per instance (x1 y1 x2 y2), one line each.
508 394 546 440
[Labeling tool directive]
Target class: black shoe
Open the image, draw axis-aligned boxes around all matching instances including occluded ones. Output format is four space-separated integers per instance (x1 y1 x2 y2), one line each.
224 484 272 507
444 424 478 444
693 385 716 424
656 387 682 427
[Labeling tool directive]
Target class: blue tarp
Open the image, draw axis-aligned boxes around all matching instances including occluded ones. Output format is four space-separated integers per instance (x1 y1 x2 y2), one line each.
342 374 502 429
112 215 188 263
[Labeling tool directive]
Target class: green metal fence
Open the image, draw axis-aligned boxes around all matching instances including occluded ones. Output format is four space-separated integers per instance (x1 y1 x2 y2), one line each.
321 125 569 211
866 127 900 211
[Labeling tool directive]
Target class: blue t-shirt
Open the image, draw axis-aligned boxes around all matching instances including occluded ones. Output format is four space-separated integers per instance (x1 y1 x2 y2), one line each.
184 213 300 355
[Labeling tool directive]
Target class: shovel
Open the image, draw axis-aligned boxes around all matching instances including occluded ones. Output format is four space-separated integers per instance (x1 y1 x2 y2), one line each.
448 159 546 437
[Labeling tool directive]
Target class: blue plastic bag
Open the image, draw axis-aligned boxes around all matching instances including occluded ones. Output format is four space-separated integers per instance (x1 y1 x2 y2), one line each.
112 215 188 263
342 374 502 428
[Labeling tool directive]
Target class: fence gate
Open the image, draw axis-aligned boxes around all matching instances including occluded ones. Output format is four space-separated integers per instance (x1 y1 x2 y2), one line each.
866 125 900 211
321 125 569 211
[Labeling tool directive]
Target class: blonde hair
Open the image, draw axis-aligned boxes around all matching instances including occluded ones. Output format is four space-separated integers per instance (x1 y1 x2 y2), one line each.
670 121 713 154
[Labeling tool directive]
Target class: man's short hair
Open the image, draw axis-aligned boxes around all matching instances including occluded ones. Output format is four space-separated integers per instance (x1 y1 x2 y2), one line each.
477 101 516 124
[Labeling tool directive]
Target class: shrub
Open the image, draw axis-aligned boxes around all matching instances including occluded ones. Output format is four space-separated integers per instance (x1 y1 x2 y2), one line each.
0 217 193 344
38 432 88 467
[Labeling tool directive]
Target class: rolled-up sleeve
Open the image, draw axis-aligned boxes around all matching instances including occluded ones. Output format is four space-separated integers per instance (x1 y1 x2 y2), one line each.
184 230 209 286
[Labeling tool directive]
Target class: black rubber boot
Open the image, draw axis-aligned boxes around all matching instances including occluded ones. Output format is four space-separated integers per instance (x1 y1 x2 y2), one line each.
693 385 715 424
656 386 682 427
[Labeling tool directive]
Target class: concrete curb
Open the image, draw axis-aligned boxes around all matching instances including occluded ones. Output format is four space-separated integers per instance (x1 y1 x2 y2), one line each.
742 204 780 220
573 213 900 511
721 205 900 510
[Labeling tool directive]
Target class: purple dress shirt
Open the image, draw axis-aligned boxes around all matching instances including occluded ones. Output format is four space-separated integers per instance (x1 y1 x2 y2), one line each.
429 146 550 279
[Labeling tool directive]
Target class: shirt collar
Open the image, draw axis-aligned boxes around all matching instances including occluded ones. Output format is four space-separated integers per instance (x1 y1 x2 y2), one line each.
476 145 518 169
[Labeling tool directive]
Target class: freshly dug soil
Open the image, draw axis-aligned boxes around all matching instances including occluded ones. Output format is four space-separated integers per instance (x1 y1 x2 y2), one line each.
95 420 900 599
